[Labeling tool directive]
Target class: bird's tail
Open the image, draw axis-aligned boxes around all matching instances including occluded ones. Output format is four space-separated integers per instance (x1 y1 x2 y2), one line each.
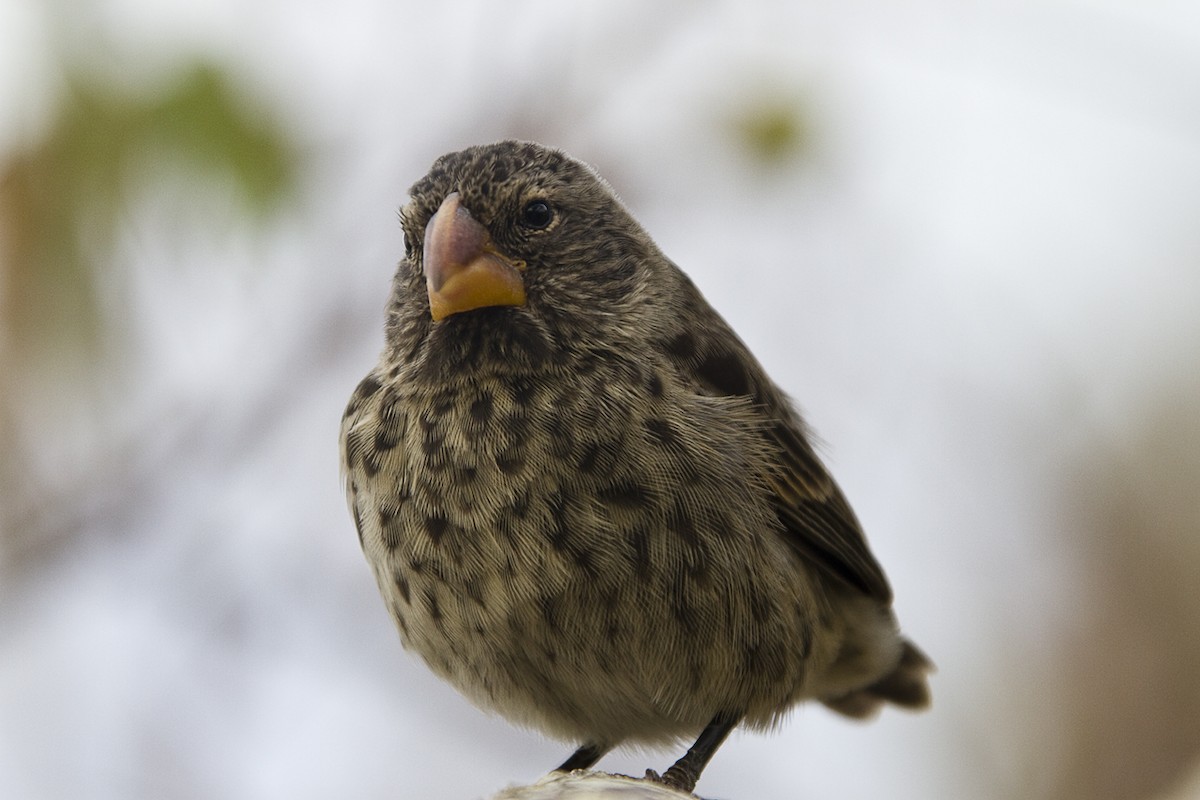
821 640 933 719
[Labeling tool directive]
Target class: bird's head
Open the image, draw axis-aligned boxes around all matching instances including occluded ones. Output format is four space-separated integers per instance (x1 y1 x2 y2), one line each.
387 141 672 376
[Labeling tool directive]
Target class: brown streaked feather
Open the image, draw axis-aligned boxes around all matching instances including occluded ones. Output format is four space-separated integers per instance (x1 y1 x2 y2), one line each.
767 421 893 603
667 318 891 604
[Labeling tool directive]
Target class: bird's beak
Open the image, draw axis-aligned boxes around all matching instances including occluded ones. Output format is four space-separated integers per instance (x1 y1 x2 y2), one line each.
423 192 526 321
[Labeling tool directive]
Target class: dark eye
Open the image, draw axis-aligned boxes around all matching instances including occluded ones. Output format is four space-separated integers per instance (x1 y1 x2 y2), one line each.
519 200 554 229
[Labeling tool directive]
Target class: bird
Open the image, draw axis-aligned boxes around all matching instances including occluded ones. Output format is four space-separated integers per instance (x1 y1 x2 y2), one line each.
340 140 931 794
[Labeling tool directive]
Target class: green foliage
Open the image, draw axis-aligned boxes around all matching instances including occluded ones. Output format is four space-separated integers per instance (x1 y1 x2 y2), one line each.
727 92 810 167
0 61 297 359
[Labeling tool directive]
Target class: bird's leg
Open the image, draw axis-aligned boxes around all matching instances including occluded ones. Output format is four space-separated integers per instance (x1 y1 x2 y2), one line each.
555 741 609 773
649 712 741 793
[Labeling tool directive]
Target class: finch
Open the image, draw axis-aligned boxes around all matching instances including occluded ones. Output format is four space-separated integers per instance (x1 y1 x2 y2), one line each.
340 141 931 793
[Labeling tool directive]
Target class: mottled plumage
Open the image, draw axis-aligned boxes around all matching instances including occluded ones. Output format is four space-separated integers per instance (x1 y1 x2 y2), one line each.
340 141 931 792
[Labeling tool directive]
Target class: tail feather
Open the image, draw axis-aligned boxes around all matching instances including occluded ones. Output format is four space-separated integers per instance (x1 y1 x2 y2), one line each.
822 640 933 719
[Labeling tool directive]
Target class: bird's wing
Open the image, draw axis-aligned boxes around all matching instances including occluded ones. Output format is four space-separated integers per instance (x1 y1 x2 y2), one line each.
664 293 893 604
765 420 892 603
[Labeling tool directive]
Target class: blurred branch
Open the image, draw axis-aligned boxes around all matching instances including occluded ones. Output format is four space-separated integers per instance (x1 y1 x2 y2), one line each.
0 59 297 569
1051 377 1200 800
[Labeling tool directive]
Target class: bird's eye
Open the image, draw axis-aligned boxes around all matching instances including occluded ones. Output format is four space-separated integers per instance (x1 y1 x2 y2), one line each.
519 200 554 230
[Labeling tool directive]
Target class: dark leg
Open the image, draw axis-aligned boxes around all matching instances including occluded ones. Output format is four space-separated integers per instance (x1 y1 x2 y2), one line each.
651 712 741 793
555 741 609 773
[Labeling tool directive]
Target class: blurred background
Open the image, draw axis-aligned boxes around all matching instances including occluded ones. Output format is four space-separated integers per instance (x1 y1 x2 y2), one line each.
2 1 1199 798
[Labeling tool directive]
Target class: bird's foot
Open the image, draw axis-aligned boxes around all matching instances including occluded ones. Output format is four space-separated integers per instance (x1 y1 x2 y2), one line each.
644 768 695 794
